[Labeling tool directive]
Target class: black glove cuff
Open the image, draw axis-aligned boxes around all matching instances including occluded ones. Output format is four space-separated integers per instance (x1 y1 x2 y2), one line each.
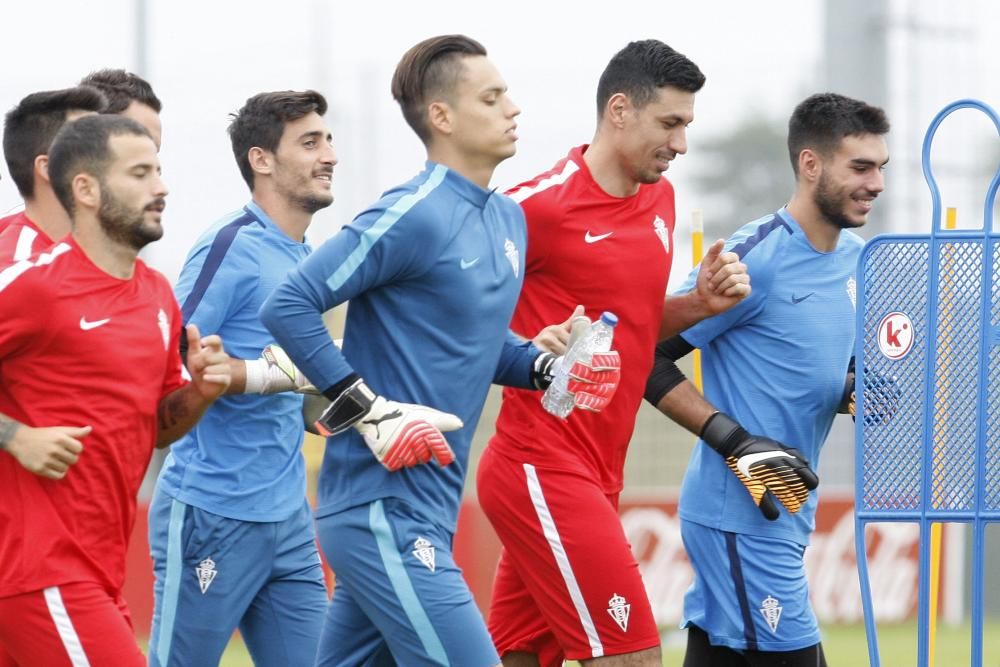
316 377 376 436
700 411 749 457
530 352 558 390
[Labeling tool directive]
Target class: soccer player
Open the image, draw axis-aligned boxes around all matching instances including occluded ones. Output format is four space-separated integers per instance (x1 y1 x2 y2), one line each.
0 114 230 666
260 35 620 666
476 40 751 667
645 93 889 666
147 90 334 667
80 68 163 149
0 86 106 263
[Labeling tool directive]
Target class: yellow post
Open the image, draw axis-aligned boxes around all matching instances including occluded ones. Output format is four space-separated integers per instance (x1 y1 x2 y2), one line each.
928 206 957 666
691 210 704 392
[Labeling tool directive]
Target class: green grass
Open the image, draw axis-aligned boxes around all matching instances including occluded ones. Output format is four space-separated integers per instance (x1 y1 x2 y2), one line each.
208 621 1000 665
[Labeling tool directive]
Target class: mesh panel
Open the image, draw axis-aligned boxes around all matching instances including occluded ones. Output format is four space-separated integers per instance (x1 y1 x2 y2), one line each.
986 239 1000 510
860 240 930 511
929 242 983 510
859 237 994 515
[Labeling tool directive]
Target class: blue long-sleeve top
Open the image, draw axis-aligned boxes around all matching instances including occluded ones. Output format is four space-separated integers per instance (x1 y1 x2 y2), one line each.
260 162 536 531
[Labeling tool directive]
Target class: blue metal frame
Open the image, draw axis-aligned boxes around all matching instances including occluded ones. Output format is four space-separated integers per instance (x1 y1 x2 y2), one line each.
854 99 1000 667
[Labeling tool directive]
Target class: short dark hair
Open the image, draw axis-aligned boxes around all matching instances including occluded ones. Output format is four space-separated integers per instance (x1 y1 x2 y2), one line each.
79 68 162 114
391 34 487 144
788 93 890 176
48 114 151 215
2 86 107 198
596 40 706 117
227 90 328 191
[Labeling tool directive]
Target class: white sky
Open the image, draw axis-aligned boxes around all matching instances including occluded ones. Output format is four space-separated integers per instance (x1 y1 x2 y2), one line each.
2 0 998 283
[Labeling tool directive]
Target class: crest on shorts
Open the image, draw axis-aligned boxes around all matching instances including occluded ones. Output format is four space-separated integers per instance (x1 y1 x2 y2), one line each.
653 215 671 254
196 557 217 594
504 238 520 278
760 595 782 632
412 537 436 572
607 592 630 632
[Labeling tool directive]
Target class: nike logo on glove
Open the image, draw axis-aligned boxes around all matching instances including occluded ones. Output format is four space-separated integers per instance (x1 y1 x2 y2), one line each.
584 231 613 243
79 317 111 330
736 451 795 478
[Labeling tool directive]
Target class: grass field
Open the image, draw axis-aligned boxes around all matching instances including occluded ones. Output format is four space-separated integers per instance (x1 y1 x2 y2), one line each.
208 620 1000 666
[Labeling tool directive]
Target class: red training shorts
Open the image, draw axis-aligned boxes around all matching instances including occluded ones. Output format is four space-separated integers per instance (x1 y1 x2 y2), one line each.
477 444 659 666
0 581 145 667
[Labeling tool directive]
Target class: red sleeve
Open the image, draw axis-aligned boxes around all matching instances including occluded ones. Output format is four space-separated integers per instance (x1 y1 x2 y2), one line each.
159 290 188 400
0 262 51 358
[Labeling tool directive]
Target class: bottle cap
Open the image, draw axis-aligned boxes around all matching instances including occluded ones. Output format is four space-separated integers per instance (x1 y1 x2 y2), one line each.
599 312 618 327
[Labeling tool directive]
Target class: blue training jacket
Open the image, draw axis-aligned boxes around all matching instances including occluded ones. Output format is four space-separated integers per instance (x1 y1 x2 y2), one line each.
260 162 536 531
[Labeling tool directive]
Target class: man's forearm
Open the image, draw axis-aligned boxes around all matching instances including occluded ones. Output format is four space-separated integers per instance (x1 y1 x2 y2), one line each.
156 385 215 448
655 379 717 437
224 358 247 395
659 292 714 340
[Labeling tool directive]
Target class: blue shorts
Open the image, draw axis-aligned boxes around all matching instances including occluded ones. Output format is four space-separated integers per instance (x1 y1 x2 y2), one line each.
148 488 327 667
314 498 499 667
680 519 820 652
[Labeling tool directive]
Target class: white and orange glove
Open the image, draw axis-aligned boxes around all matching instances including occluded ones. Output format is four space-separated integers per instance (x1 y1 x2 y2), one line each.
315 378 460 471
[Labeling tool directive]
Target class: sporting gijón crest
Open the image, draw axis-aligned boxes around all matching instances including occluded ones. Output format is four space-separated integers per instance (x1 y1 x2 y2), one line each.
412 537 436 572
196 557 217 594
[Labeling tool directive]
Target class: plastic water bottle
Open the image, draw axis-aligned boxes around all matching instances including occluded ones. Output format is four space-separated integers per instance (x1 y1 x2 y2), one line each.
541 311 619 419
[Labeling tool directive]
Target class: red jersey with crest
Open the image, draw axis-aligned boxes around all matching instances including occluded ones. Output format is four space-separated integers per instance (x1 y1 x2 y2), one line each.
0 212 53 265
0 238 186 597
491 145 675 494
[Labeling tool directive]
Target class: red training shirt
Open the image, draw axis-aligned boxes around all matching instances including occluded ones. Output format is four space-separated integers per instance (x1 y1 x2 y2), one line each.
0 238 186 597
491 145 675 494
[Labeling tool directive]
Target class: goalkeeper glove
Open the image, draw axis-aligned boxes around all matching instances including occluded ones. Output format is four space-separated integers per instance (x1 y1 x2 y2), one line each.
838 357 900 425
567 351 621 412
315 378 460 471
530 350 622 413
244 344 318 395
701 411 819 520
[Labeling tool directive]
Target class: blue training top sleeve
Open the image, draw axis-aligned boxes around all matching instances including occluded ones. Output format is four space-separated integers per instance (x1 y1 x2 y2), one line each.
260 198 437 393
175 233 257 339
493 331 538 388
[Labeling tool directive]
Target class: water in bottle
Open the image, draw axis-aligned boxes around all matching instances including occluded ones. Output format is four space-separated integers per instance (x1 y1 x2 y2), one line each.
541 311 618 418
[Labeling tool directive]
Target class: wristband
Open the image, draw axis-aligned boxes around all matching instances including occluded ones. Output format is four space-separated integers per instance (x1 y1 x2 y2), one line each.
0 420 20 450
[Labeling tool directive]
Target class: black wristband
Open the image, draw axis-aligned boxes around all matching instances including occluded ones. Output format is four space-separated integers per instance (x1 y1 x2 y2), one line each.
316 376 375 436
321 372 362 403
530 352 558 390
700 411 749 457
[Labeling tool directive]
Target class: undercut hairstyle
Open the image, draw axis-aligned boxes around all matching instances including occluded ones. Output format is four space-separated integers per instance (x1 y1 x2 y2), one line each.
391 34 487 144
2 86 107 198
48 114 151 215
79 68 162 114
596 39 706 118
228 90 328 190
787 93 890 176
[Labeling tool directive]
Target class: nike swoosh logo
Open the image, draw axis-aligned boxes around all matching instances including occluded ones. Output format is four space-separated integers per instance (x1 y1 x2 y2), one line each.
460 257 480 270
791 292 815 304
79 317 111 330
584 231 613 244
737 451 794 478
